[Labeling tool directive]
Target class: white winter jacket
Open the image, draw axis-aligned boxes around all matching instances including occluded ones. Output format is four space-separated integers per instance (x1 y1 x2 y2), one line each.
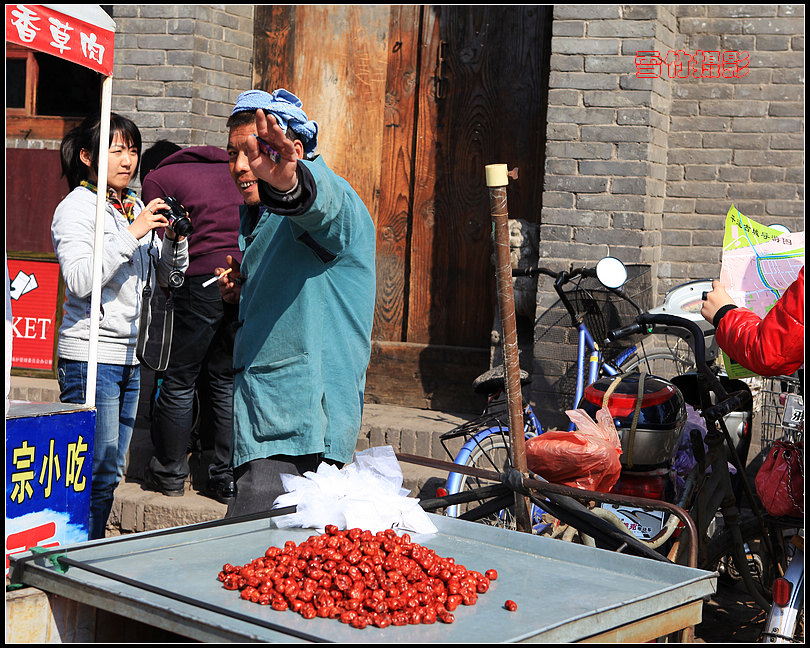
51 186 189 365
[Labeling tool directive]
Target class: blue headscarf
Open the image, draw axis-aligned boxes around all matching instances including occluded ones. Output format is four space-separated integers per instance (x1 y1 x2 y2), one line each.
232 89 319 159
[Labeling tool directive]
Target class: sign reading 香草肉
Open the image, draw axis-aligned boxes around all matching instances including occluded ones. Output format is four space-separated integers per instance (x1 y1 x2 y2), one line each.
6 4 115 76
5 406 95 576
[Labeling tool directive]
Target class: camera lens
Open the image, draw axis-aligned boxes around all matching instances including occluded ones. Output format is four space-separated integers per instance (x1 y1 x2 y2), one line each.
168 270 185 288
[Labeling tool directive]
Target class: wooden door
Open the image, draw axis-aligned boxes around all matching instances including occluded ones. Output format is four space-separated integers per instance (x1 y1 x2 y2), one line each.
253 5 551 411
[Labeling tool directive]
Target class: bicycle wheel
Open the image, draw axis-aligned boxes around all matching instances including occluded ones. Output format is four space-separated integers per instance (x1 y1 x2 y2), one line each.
618 334 698 380
452 433 544 531
703 515 787 605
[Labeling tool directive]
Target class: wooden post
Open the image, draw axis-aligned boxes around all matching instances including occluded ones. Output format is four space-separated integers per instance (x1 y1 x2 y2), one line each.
485 164 531 533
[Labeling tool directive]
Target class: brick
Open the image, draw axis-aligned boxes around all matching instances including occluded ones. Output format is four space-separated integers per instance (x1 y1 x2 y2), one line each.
554 6 620 20
539 224 573 242
581 124 652 142
678 18 745 35
769 134 804 150
683 165 718 181
546 123 580 141
550 54 584 72
546 157 578 174
541 191 575 208
541 208 610 228
667 148 732 165
546 106 615 124
702 133 769 149
668 181 729 198
585 55 637 74
548 89 582 106
622 5 659 20
576 194 648 211
549 71 618 90
611 177 648 194
732 150 804 167
545 141 614 159
544 175 609 193
699 100 767 117
729 183 792 199
717 166 750 182
750 168 786 183
579 160 650 176
552 20 586 37
583 90 652 107
765 200 804 218
741 18 805 35
587 20 656 38
755 35 791 50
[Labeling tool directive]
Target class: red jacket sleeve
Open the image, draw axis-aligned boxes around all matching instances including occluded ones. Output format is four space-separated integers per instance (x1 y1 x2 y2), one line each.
715 266 804 376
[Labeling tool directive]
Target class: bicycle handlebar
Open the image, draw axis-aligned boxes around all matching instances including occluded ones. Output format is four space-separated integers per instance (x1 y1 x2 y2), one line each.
608 312 753 415
513 265 621 327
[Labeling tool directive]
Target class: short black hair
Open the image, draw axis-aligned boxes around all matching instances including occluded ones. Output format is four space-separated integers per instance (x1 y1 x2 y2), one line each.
60 112 142 190
140 139 182 184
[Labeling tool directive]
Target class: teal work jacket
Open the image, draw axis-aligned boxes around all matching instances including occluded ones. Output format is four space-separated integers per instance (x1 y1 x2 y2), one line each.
232 156 376 467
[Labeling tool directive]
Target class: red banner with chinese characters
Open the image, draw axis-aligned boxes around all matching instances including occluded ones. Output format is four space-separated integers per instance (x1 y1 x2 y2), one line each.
6 4 115 76
8 257 62 373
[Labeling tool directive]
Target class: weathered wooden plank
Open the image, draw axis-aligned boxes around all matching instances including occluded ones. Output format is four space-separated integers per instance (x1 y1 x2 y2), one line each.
289 5 390 222
364 340 489 412
372 5 421 342
252 5 295 92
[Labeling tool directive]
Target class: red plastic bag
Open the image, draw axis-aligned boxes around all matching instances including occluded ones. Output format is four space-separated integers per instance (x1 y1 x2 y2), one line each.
526 408 623 492
755 440 803 518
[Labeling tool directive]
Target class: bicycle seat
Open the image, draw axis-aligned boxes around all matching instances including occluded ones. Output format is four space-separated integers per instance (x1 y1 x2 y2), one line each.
472 365 531 395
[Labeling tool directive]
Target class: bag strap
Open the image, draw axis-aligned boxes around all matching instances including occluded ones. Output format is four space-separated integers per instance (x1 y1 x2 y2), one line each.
135 239 174 372
602 372 647 469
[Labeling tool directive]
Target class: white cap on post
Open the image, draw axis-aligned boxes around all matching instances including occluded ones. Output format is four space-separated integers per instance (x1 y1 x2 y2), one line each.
485 164 509 188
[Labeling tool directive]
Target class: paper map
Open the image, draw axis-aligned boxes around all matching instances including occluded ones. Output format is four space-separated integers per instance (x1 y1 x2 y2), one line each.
719 205 804 377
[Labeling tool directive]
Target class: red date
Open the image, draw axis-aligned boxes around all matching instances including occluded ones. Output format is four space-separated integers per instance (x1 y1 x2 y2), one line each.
219 527 498 629
504 599 518 612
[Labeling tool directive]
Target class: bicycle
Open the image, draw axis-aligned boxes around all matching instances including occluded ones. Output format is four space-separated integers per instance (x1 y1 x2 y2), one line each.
437 258 686 529
758 373 804 644
422 273 793 623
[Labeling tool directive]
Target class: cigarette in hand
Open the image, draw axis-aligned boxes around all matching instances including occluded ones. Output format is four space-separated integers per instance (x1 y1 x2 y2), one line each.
252 134 282 163
202 267 232 288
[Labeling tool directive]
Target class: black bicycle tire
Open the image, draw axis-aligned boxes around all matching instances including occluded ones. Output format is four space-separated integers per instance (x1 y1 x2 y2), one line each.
455 434 519 529
702 514 787 603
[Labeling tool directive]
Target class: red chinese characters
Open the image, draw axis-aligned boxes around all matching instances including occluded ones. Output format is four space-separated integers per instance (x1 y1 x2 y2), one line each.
6 4 115 76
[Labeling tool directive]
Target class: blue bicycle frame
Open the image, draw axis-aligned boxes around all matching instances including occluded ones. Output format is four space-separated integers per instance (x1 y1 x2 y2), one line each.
444 322 636 507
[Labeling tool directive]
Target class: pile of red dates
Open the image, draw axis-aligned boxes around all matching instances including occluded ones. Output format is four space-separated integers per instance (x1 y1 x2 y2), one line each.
218 525 500 629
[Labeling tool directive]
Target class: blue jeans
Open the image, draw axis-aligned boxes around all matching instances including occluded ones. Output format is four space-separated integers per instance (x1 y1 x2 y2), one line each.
58 359 140 540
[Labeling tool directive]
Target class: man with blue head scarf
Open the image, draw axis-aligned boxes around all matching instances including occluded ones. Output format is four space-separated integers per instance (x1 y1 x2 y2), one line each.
216 89 376 517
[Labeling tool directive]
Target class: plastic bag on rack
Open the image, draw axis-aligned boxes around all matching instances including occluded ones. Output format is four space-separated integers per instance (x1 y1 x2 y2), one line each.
526 408 622 492
271 445 439 535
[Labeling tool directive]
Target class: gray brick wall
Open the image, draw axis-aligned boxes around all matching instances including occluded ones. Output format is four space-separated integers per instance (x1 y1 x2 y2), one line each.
110 4 255 187
532 4 804 425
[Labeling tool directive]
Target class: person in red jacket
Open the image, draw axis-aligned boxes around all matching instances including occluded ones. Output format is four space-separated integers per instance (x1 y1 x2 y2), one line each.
701 266 804 376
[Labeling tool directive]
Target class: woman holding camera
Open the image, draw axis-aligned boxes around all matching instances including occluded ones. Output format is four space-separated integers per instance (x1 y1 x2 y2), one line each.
51 113 189 539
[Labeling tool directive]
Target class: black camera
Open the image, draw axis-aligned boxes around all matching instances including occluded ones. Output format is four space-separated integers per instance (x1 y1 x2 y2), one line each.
158 196 194 238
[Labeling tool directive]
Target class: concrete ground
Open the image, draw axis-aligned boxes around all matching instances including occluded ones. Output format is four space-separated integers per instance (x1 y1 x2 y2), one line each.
8 375 474 535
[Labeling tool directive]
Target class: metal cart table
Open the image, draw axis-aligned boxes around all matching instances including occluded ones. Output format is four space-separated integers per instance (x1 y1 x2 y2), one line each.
9 513 715 643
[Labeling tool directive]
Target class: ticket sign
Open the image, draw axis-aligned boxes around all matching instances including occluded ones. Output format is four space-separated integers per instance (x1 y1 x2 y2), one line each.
6 403 95 576
8 256 62 375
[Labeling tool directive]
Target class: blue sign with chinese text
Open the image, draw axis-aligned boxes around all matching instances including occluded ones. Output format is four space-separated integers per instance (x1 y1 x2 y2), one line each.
5 403 95 575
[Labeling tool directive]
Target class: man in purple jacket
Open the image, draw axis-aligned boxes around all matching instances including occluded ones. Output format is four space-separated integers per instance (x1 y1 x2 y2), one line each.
140 143 243 503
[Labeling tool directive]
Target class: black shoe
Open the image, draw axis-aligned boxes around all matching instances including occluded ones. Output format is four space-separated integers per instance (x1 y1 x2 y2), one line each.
142 465 184 497
203 479 235 504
